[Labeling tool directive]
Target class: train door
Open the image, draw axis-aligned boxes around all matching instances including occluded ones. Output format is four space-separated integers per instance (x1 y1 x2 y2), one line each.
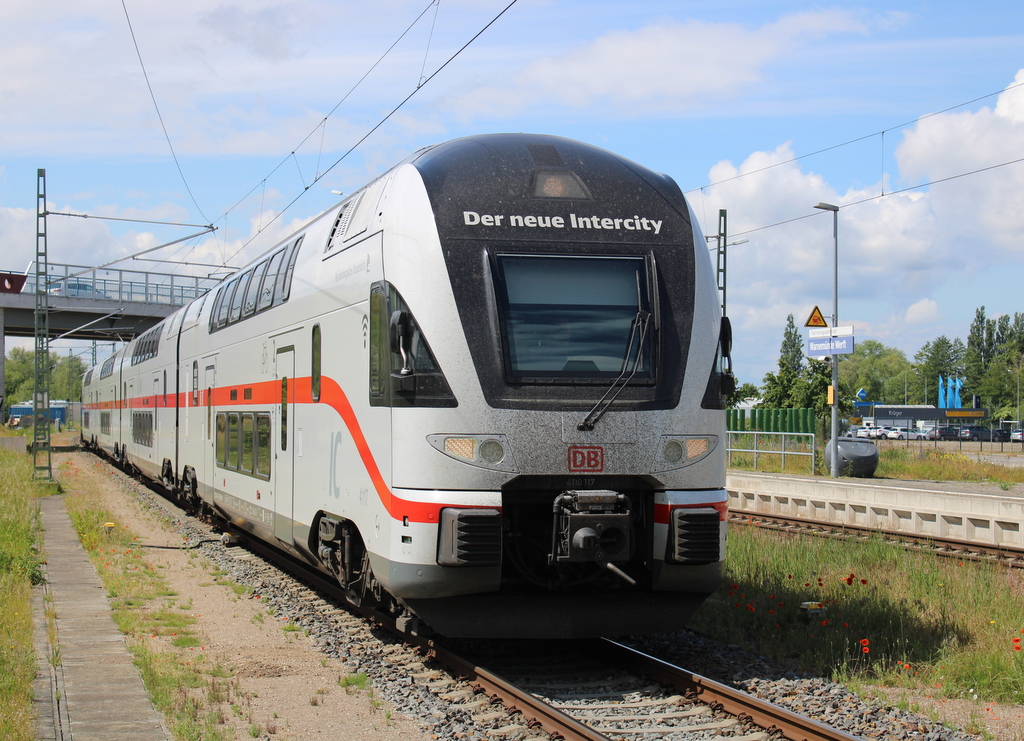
275 347 295 544
126 380 134 459
204 362 216 492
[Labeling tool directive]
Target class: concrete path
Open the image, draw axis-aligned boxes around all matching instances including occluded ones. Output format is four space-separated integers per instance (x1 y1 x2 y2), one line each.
33 495 170 741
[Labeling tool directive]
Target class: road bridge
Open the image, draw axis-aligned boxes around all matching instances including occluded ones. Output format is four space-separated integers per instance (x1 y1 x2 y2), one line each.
1 263 222 409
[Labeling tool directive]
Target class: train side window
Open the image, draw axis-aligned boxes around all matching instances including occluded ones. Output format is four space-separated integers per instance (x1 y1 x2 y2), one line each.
229 270 252 323
227 412 240 469
192 361 199 405
368 286 386 398
256 413 271 479
258 250 285 312
280 378 288 451
216 413 227 467
241 413 255 473
214 281 233 328
243 260 268 317
276 236 303 305
311 324 322 402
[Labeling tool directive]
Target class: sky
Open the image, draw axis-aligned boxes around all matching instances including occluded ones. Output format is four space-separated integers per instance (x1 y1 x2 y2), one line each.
2 0 1024 387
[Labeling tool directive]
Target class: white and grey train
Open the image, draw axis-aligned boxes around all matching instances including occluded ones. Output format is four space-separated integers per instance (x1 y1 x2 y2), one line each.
82 134 734 638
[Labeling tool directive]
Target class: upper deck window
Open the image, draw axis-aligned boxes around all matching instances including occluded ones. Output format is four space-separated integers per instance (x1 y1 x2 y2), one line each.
494 254 653 383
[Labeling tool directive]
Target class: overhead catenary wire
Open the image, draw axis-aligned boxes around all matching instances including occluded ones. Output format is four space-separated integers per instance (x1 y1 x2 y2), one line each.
216 0 448 222
687 78 1024 196
729 154 1024 240
120 0 211 225
226 0 520 264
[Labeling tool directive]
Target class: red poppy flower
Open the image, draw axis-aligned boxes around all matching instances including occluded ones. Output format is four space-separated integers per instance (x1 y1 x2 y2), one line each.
862 647 870 654
860 638 870 646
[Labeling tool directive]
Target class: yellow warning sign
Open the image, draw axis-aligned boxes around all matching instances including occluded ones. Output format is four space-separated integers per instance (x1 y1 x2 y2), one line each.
805 306 828 328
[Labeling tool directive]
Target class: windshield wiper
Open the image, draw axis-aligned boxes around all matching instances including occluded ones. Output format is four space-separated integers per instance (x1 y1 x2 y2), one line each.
577 310 651 432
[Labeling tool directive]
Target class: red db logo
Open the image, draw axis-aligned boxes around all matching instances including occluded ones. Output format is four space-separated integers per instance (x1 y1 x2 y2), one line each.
568 446 604 472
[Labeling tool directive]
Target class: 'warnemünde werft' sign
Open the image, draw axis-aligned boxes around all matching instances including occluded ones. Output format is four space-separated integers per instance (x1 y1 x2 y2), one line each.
806 336 854 355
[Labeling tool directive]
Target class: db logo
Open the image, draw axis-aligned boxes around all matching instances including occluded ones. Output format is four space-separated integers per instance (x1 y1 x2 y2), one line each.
568 446 604 472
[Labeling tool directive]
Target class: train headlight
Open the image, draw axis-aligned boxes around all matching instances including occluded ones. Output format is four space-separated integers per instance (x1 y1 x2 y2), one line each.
427 434 518 473
478 439 505 464
652 435 717 472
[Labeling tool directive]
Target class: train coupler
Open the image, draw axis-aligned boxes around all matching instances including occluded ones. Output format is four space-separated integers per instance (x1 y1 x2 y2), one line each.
549 491 632 582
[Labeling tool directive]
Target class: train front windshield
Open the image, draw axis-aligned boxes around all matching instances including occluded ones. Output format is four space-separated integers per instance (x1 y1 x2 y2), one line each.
494 254 653 382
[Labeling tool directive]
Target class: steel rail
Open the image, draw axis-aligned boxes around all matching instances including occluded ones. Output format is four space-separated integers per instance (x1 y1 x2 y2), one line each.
420 639 613 741
594 639 861 741
730 510 1024 567
112 453 865 741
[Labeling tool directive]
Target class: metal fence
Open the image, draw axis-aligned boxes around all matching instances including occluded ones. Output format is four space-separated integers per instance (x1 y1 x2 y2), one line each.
21 262 222 306
726 430 817 473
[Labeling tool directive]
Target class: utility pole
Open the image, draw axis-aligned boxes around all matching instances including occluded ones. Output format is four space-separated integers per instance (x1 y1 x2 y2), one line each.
33 169 52 480
715 209 727 317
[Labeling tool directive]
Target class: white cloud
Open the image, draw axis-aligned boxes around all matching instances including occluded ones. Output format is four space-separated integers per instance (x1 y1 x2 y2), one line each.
699 69 1024 382
448 10 867 118
904 298 940 325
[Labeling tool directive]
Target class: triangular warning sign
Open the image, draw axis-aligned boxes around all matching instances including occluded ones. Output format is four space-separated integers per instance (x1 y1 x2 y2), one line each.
805 306 828 328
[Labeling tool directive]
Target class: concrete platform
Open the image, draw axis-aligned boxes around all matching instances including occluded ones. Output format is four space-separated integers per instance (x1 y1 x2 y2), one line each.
727 471 1024 549
33 495 170 741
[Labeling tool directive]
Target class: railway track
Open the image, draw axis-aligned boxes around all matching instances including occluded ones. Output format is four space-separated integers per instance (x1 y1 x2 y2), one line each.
94 452 866 741
730 510 1024 568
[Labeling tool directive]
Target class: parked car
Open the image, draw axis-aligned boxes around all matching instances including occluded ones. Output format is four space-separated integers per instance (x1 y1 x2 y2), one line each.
959 426 1006 442
886 426 925 440
48 279 109 299
927 426 960 441
872 426 896 439
1011 429 1023 442
855 427 874 439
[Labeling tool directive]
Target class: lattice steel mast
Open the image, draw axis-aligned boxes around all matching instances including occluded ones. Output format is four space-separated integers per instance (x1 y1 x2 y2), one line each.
33 169 52 480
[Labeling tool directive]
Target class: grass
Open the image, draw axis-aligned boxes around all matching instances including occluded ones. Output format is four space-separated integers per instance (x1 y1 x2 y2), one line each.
0 448 57 741
728 436 1024 481
688 524 1024 705
55 456 259 741
875 446 1024 486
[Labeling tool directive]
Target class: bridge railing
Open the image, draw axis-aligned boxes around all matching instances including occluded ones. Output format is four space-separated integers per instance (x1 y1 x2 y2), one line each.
19 262 223 306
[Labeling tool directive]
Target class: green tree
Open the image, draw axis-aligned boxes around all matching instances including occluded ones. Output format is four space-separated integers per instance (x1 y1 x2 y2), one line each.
3 348 87 412
3 347 35 410
914 336 964 406
779 314 803 376
964 306 994 401
837 340 910 405
760 314 802 408
726 381 760 408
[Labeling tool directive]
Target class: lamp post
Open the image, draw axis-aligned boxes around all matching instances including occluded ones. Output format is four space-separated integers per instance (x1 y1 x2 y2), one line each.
815 202 840 478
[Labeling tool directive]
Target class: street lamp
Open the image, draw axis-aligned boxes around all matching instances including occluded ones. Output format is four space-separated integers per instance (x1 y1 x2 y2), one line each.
814 202 840 478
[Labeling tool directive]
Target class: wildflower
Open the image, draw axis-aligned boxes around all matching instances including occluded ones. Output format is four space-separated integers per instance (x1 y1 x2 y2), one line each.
862 647 870 654
1016 646 1021 652
860 638 870 646
769 610 775 615
860 579 867 585
821 620 828 626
